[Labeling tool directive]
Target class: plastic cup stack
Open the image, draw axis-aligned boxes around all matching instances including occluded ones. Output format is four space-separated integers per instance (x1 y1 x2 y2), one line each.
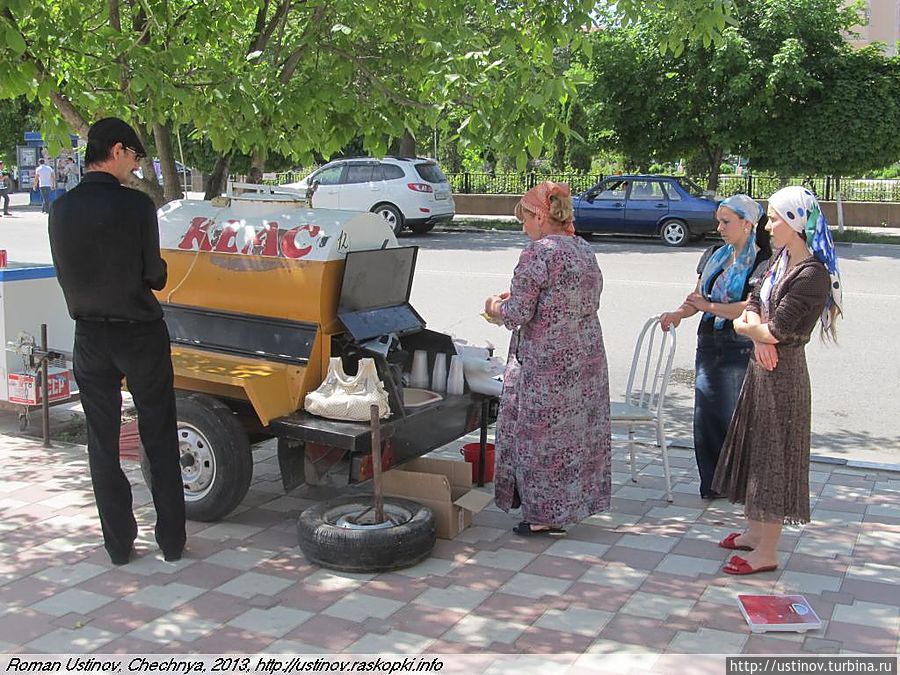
410 350 429 389
431 353 447 393
446 355 465 395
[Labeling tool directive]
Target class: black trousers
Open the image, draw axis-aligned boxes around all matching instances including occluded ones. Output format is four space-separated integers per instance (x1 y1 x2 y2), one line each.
0 190 9 213
74 318 185 560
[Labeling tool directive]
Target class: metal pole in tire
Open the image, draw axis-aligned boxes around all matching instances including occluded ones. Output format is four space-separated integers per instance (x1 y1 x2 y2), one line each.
477 397 489 487
40 323 51 448
370 405 384 524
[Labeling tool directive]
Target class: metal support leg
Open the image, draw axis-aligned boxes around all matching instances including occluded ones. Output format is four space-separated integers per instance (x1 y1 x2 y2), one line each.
628 425 637 484
658 419 673 502
40 324 51 448
477 397 490 487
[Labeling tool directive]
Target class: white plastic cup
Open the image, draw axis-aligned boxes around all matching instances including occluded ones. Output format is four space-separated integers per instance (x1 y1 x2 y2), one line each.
410 350 429 389
431 353 447 393
447 355 465 395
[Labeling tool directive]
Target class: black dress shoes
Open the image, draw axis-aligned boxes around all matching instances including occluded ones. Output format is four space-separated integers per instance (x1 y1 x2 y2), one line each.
163 549 183 562
110 547 136 566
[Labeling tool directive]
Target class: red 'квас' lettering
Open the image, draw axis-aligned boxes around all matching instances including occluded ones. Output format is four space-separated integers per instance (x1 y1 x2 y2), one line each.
176 219 321 258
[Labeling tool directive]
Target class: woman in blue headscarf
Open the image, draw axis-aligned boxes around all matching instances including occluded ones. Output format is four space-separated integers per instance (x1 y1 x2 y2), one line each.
660 194 771 499
712 186 842 575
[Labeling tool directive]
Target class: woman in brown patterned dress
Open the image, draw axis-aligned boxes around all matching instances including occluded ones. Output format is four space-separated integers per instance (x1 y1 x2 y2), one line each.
712 186 843 575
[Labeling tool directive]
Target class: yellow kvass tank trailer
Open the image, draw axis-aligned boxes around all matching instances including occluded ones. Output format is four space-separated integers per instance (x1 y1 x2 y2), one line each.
152 187 492 522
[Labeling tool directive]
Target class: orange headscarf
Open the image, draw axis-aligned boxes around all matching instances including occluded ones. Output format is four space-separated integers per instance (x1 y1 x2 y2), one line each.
518 181 575 236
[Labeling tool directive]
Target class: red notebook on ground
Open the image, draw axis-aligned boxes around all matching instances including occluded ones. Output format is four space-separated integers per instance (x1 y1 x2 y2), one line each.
737 594 823 633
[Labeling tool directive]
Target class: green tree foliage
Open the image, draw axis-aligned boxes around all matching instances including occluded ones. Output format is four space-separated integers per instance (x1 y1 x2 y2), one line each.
1 0 737 202
581 0 900 191
564 98 592 172
0 97 35 164
749 47 900 176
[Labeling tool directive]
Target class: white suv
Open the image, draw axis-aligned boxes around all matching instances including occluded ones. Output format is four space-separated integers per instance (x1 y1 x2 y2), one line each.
284 157 455 234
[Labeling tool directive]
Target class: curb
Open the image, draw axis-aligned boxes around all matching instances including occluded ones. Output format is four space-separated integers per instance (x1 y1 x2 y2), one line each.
809 453 900 474
668 438 900 474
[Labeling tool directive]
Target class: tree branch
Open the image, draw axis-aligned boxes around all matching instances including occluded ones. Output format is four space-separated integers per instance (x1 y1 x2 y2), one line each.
279 5 327 84
325 45 436 110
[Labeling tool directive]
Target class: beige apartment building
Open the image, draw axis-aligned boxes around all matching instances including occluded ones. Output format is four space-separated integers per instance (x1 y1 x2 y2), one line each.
847 0 900 55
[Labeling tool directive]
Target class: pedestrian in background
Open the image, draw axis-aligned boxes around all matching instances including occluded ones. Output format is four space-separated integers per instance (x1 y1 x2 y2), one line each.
63 157 80 191
0 161 11 216
659 194 771 499
48 117 186 566
33 158 54 213
713 186 842 575
484 181 611 536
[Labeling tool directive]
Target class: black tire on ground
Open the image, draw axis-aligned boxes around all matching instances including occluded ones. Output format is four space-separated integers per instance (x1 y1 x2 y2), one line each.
660 219 689 247
140 393 253 522
407 221 436 234
297 495 435 572
372 203 404 235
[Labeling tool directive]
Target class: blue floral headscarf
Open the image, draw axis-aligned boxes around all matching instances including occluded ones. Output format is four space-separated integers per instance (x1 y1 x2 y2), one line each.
761 186 842 333
699 194 764 329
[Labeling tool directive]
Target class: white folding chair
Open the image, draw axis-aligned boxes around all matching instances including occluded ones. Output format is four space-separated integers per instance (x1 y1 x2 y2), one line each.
610 315 677 502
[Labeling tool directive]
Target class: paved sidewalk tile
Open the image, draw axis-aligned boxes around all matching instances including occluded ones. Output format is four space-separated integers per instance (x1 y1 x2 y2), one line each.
217 571 295 599
346 629 434 654
831 600 900 631
25 625 118 653
498 572 573 599
535 607 615 637
30 588 115 617
618 592 695 620
412 585 491 613
442 613 529 647
228 606 313 637
123 582 207 611
322 592 405 622
668 627 747 654
1 432 898 658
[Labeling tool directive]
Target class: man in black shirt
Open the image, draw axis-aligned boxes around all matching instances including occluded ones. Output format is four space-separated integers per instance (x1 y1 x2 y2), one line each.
49 117 185 565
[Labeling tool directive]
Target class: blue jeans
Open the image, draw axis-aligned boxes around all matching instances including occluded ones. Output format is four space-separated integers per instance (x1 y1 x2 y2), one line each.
39 186 52 213
693 329 752 497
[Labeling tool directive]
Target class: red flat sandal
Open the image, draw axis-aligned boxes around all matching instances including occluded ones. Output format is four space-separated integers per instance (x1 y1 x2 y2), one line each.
723 555 777 575
719 532 753 551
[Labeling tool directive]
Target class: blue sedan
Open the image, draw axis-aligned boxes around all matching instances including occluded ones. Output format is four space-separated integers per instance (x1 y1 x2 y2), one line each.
573 175 719 246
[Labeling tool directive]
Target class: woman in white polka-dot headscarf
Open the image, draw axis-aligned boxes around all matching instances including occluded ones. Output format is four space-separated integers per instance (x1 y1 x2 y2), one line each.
763 186 842 339
710 185 841 576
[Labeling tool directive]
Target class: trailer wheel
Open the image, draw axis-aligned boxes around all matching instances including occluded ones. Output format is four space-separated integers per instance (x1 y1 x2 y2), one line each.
297 495 435 572
141 393 252 522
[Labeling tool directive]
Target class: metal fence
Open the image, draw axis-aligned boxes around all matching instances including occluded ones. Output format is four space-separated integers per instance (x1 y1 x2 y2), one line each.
445 172 900 202
265 169 900 202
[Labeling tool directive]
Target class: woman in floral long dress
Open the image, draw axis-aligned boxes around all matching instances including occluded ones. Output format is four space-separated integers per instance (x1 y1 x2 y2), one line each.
484 181 611 535
713 186 842 574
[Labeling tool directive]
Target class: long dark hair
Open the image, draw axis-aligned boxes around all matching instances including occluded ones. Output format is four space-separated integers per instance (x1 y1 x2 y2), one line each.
755 213 772 260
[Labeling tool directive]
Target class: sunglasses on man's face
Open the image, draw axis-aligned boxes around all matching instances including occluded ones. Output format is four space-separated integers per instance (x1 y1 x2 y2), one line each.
124 145 146 161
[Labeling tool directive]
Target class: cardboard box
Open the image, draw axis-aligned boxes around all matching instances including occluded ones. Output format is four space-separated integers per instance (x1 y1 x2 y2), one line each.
7 369 71 405
381 457 494 539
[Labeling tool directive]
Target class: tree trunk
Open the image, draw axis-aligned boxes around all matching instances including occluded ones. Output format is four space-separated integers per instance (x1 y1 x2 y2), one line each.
204 153 232 200
154 123 183 203
834 175 845 233
394 129 416 157
128 162 165 207
251 147 266 172
706 146 722 194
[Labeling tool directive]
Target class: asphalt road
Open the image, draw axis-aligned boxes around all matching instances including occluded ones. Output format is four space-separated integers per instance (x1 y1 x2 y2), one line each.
398 227 900 466
2 194 897 464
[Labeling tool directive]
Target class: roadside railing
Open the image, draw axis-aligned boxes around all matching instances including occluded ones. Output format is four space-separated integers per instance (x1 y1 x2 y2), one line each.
261 170 900 202
445 173 900 202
